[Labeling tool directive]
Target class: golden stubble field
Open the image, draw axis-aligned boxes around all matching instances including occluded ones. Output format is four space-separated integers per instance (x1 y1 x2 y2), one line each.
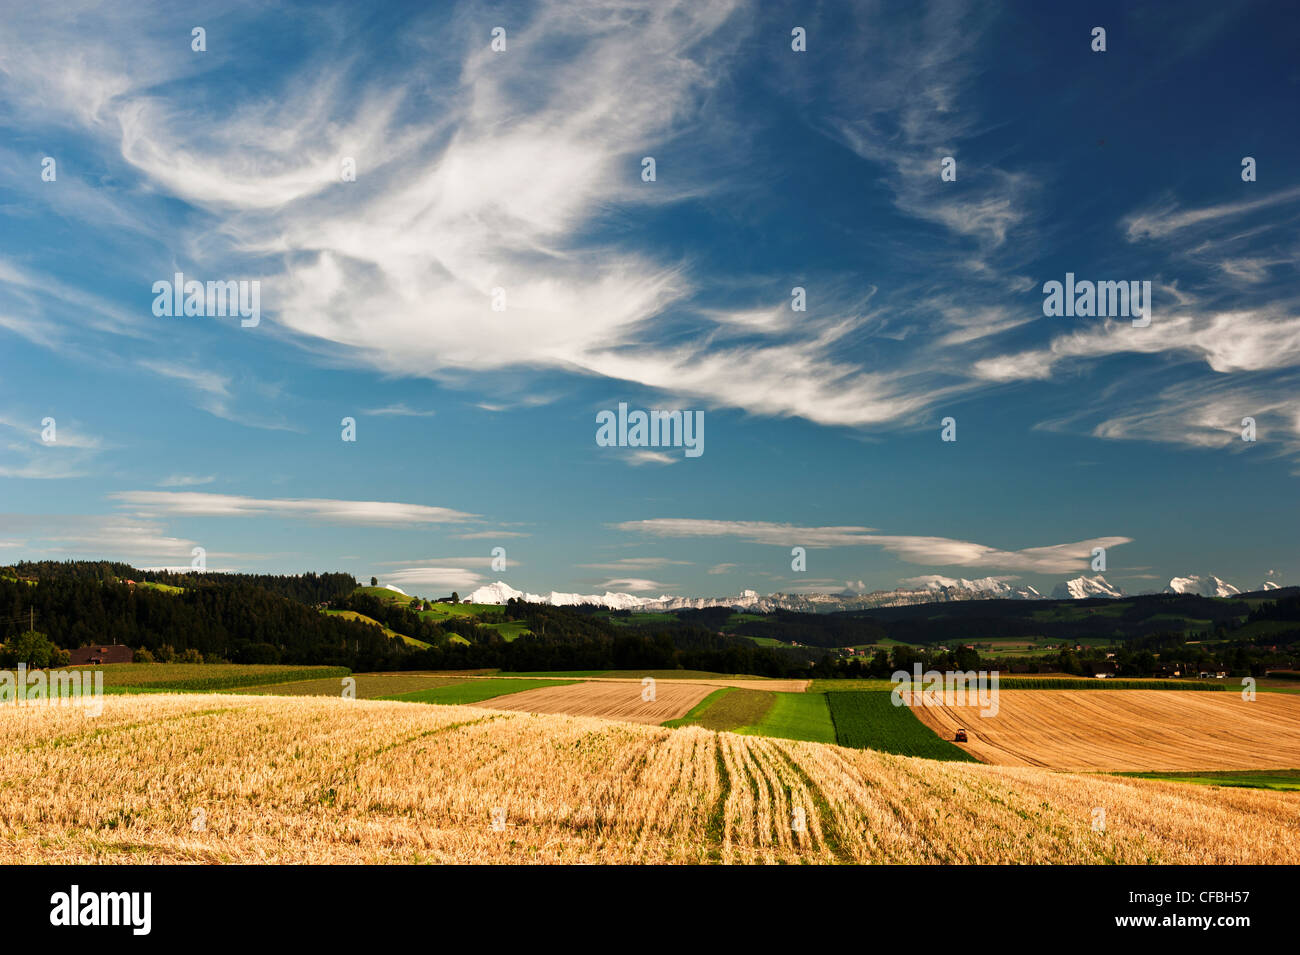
908 690 1300 771
482 679 715 723
1 694 1297 864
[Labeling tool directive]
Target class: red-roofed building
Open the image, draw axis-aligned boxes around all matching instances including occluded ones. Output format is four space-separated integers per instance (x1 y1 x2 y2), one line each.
68 644 134 665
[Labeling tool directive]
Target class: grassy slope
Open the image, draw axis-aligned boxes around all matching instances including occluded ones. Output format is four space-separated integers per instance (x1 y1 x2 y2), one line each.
341 590 476 645
477 621 532 641
324 609 434 648
1116 769 1300 791
406 594 531 641
418 601 506 618
354 585 418 605
737 691 837 744
134 580 183 594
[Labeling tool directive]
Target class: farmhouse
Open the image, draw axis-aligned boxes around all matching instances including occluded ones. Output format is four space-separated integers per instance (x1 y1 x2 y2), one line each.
68 644 134 665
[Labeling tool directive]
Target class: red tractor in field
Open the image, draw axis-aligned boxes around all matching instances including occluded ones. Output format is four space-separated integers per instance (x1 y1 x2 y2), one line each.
954 728 968 743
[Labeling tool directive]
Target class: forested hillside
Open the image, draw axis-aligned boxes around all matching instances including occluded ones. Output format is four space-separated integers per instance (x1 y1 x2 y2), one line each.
0 562 808 675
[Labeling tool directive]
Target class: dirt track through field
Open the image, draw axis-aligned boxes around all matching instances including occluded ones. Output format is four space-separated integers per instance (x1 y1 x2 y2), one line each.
480 679 717 723
909 690 1300 771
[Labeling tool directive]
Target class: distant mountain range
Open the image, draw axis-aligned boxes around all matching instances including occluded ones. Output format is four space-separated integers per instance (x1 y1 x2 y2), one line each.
465 574 1287 613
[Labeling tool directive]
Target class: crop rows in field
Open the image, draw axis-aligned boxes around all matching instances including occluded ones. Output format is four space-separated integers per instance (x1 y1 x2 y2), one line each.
238 673 466 699
84 663 352 692
386 678 578 706
909 689 1300 771
483 679 714 724
667 687 970 760
4 693 1298 864
991 678 1227 691
827 691 975 761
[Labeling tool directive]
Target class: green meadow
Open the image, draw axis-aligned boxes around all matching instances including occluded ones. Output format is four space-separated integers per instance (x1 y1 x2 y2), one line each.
663 687 775 730
1117 769 1300 792
737 692 837 744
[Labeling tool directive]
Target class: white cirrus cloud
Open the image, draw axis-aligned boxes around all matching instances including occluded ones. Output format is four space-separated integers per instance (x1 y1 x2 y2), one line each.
623 450 679 467
1038 374 1300 455
611 519 880 547
109 491 478 526
364 404 437 417
0 514 198 564
379 567 484 592
598 578 664 593
973 307 1300 382
158 474 216 487
1123 186 1300 242
578 557 691 571
614 518 1131 574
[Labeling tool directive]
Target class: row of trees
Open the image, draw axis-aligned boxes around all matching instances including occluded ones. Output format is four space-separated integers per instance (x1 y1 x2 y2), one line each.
817 640 1296 681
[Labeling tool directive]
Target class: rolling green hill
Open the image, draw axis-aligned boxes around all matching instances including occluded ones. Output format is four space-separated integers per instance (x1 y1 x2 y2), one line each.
323 609 437 648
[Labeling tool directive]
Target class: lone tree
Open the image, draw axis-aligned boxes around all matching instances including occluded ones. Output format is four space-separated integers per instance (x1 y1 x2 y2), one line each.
451 591 460 604
370 576 378 587
0 630 69 668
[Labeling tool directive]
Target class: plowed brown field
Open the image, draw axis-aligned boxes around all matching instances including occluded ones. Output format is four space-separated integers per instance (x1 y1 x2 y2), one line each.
2 693 1298 864
909 690 1300 771
481 679 715 723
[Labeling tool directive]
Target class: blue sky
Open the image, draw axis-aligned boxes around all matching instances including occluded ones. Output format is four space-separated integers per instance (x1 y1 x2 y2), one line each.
0 0 1297 599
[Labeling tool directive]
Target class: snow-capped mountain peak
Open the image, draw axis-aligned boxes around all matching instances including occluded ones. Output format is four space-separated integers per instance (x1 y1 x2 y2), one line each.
1165 575 1241 598
1052 575 1125 599
466 581 665 610
466 580 535 604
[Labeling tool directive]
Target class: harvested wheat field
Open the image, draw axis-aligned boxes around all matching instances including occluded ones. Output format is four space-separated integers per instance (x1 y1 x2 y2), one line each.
582 676 810 693
909 690 1300 771
1 693 1298 864
480 678 715 724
